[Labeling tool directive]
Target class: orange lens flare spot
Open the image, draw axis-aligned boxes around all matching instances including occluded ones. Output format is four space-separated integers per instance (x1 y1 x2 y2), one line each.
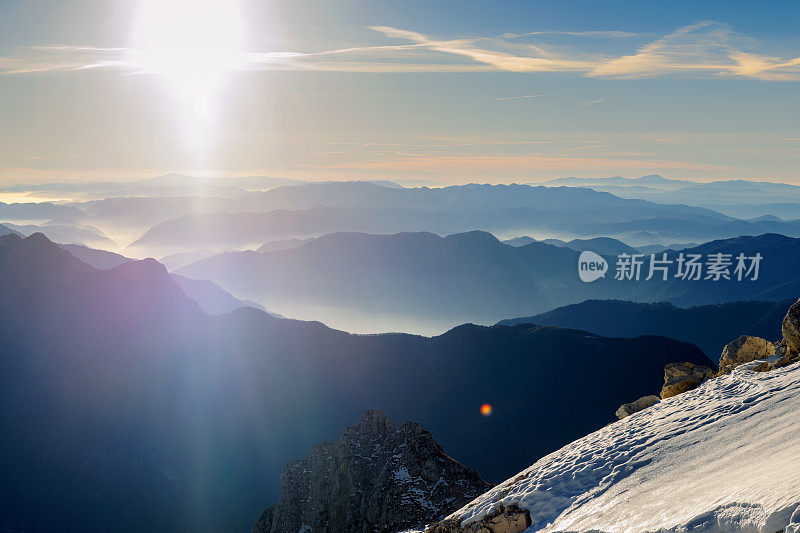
480 403 493 417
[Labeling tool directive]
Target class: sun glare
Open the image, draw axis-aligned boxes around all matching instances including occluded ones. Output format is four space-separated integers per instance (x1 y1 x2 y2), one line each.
129 0 245 157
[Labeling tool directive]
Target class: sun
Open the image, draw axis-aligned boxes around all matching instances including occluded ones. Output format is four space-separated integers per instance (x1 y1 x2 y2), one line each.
129 0 245 156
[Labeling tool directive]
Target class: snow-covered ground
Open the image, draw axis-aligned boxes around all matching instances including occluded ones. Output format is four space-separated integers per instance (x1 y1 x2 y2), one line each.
446 362 800 533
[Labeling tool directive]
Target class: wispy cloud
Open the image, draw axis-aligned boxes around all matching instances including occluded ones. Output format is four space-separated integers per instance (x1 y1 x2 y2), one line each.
501 30 648 39
2 21 799 81
579 97 607 106
492 94 555 101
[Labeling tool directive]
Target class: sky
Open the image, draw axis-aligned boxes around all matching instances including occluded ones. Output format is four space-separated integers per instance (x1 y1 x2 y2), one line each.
1 0 800 185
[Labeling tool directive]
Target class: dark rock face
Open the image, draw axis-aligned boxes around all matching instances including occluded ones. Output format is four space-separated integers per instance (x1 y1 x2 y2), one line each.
253 409 491 533
660 362 715 399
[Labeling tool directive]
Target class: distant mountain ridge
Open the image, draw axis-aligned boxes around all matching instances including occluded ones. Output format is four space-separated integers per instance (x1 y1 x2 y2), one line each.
176 230 585 332
127 182 771 254
55 241 267 316
0 201 84 221
498 299 794 358
502 235 639 255
177 230 800 334
543 174 800 215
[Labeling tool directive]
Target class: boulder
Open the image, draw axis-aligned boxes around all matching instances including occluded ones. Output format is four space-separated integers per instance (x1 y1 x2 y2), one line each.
253 409 492 533
717 335 775 375
660 362 715 399
615 395 661 420
425 504 531 533
781 298 800 352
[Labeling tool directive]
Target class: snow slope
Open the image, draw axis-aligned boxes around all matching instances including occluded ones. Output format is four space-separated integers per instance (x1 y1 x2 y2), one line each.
447 362 800 532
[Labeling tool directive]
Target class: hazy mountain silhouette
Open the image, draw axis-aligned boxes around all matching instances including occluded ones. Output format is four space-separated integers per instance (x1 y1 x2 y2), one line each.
255 237 316 253
636 234 800 307
176 231 800 333
176 231 602 331
59 242 132 269
4 173 306 202
76 195 240 228
636 242 699 254
502 235 537 246
54 241 266 316
543 175 800 208
169 273 269 315
159 249 223 271
0 223 20 237
0 232 711 531
542 237 638 255
498 299 793 358
545 174 693 189
128 183 763 254
7 221 115 247
0 201 84 221
503 236 638 255
711 202 800 220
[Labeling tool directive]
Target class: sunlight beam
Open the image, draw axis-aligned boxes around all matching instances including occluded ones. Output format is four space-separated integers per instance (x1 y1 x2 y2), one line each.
129 0 245 158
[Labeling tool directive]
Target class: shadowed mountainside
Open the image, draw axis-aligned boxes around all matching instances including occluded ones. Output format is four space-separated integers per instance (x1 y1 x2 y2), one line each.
498 299 794 358
0 233 711 531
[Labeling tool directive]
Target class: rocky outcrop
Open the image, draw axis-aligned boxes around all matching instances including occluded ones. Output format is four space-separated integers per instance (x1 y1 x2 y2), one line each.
781 298 800 352
660 362 715 399
734 299 800 373
253 409 492 533
615 395 660 419
717 335 775 375
425 504 531 533
751 339 800 372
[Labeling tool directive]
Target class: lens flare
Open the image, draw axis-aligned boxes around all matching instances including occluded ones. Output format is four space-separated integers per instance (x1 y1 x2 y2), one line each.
480 403 493 417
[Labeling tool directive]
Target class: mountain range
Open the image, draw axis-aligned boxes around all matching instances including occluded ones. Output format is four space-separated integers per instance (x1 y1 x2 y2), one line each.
3 179 800 260
504 236 639 255
176 230 800 334
543 174 800 214
55 241 266 316
127 181 797 255
0 232 711 531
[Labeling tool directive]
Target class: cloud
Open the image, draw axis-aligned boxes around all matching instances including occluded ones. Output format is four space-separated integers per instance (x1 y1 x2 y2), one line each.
492 94 555 101
579 97 607 105
0 45 131 74
2 21 799 81
501 30 648 38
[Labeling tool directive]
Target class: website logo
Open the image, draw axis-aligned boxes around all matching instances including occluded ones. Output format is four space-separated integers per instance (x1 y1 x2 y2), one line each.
578 251 608 283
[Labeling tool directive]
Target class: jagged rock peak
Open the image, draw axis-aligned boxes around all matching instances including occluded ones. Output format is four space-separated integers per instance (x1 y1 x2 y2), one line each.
253 409 492 533
347 408 397 438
